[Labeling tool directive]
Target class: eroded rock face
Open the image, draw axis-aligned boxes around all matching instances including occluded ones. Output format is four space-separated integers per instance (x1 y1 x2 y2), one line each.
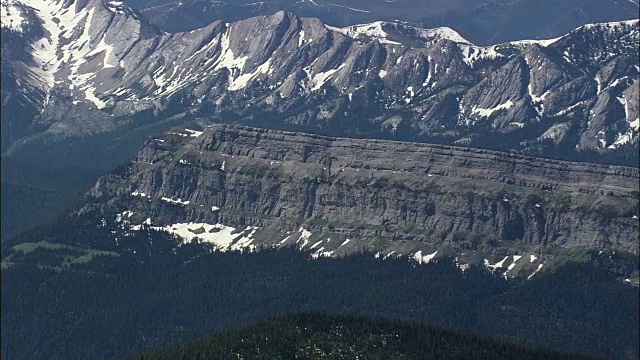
84 125 640 262
2 0 638 162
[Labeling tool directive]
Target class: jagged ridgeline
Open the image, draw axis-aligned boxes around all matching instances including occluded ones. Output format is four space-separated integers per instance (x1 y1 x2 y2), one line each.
126 0 640 45
1 0 639 165
130 312 599 360
81 124 640 280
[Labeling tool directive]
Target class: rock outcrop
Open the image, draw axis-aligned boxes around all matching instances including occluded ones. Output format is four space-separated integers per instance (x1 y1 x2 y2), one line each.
84 125 640 271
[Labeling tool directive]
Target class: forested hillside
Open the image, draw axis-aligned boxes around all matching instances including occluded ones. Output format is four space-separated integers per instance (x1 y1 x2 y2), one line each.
1 214 637 360
131 312 599 360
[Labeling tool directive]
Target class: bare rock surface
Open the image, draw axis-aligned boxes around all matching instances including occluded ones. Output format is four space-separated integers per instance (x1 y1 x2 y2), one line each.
85 125 640 274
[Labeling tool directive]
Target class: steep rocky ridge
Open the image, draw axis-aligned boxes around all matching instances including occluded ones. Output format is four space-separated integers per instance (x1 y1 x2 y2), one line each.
1 0 638 166
83 125 640 278
127 0 639 45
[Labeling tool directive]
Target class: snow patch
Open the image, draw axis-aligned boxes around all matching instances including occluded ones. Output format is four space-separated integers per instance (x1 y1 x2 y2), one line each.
309 240 323 250
606 95 639 149
154 222 259 252
309 63 345 91
484 256 509 271
297 227 313 249
460 45 502 67
105 0 126 15
417 27 472 45
84 85 108 109
184 129 204 137
20 0 118 108
504 255 523 275
413 250 438 264
595 76 603 95
228 58 273 91
508 36 562 47
161 197 190 206
472 100 514 117
115 211 134 223
406 86 414 98
1 0 27 32
131 190 148 198
422 56 433 87
213 27 251 90
311 247 334 259
326 22 400 45
278 234 292 246
607 130 635 149
552 101 590 117
527 263 545 280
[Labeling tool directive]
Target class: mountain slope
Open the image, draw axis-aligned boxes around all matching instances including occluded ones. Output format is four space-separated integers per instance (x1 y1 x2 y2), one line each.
2 218 637 360
1 1 638 165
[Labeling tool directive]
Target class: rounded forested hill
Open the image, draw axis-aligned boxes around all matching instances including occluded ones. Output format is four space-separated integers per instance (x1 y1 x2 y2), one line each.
132 312 598 360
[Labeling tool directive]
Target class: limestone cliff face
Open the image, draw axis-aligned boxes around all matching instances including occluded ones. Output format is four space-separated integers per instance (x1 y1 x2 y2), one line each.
85 125 640 264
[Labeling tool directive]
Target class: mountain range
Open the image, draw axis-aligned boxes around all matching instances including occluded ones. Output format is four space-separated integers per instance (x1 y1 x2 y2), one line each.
1 2 639 359
127 0 640 45
1 0 639 167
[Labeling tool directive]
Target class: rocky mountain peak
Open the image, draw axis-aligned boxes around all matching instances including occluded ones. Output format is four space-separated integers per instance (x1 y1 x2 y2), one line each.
1 2 638 164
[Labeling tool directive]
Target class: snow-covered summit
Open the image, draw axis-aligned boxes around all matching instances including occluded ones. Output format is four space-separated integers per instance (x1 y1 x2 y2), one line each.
325 21 473 46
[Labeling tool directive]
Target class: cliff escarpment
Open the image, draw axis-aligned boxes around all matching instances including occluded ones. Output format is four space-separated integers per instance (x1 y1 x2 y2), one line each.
84 125 639 274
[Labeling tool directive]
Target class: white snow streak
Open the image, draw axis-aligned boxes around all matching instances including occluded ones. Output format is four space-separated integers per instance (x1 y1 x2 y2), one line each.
161 197 190 206
309 64 345 91
508 255 522 271
527 263 545 280
472 100 514 117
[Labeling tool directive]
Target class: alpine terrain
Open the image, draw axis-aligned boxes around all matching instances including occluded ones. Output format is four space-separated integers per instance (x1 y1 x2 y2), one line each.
1 0 639 165
81 124 640 280
128 0 640 45
1 1 639 360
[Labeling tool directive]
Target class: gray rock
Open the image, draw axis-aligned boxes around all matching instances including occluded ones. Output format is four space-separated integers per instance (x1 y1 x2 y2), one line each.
85 125 640 261
2 1 638 161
